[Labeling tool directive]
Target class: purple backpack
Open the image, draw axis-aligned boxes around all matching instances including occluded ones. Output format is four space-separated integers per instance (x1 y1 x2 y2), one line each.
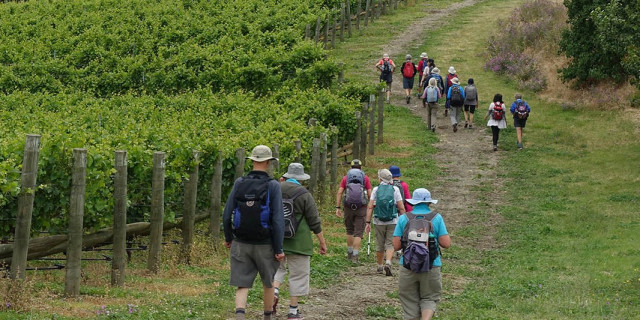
401 211 439 273
403 242 431 273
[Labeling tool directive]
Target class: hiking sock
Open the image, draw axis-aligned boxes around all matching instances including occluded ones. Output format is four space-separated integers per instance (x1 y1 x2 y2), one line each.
347 247 354 254
263 310 273 320
353 249 359 256
385 260 392 265
235 308 246 320
289 305 299 315
274 288 280 296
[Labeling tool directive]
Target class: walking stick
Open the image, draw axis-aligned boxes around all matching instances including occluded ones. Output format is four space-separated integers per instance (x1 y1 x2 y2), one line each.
367 231 371 256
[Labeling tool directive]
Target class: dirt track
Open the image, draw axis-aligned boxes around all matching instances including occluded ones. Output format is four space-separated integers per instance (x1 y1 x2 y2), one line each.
282 0 507 319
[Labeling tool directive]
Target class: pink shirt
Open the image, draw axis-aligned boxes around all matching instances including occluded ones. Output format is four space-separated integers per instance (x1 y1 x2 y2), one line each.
340 175 372 190
397 180 413 212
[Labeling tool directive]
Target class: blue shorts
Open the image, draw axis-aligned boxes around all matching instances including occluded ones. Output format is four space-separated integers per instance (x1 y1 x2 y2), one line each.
403 77 415 89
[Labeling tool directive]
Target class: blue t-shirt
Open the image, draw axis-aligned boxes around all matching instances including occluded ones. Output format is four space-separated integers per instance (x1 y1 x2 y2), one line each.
393 204 448 267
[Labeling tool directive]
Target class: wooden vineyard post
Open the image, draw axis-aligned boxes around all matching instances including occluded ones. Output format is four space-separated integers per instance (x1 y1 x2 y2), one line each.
346 0 352 37
331 18 337 49
295 140 302 163
353 111 361 160
269 144 280 178
330 127 339 194
147 152 165 273
318 133 328 203
338 62 345 84
112 150 127 287
10 134 41 280
382 0 387 15
180 151 200 265
315 16 321 43
234 148 245 181
360 103 368 165
375 0 381 19
356 0 362 30
308 118 317 127
378 90 385 144
369 94 376 155
308 138 321 195
340 3 345 42
305 24 311 40
324 14 329 49
364 0 370 27
64 148 87 297
209 155 223 240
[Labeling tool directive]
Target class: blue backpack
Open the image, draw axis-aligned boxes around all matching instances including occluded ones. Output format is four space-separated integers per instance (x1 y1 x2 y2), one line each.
232 173 273 241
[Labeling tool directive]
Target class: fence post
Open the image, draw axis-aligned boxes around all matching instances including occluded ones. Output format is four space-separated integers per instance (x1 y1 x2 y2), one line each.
330 127 339 194
269 144 280 178
331 18 337 49
234 148 245 181
375 0 381 19
10 134 41 280
209 154 223 240
324 14 329 49
315 16 321 43
346 0 352 37
340 3 345 42
147 152 165 273
360 103 368 165
64 148 87 297
305 24 311 40
308 118 317 127
295 140 302 163
338 62 345 84
356 0 362 30
318 133 328 203
378 90 385 144
369 95 376 155
112 150 127 287
353 111 361 160
180 151 200 265
308 138 321 195
364 0 370 26
382 0 387 15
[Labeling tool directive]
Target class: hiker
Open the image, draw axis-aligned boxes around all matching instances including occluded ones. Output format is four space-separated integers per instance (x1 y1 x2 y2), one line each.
446 77 465 132
419 59 436 89
484 93 507 151
417 53 429 94
463 78 478 129
364 169 406 276
223 145 284 320
389 165 412 212
392 188 450 320
401 54 418 104
335 159 372 263
376 53 396 103
421 77 442 132
510 93 531 149
273 163 327 319
444 66 459 117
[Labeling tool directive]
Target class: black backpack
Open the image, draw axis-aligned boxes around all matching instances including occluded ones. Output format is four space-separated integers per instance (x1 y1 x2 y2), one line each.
382 60 392 75
282 186 309 239
392 180 406 205
450 86 464 107
232 172 273 241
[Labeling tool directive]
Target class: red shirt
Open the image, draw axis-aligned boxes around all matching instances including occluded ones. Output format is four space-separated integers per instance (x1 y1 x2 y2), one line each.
340 175 372 190
417 59 427 76
377 58 395 70
396 180 413 212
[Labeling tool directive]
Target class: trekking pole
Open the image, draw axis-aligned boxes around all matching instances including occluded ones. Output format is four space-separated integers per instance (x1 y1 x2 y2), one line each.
367 231 371 256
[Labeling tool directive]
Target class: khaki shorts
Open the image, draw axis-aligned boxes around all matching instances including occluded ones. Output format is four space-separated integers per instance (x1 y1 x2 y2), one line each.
344 206 366 238
274 254 311 297
374 224 396 252
398 267 442 319
229 241 279 288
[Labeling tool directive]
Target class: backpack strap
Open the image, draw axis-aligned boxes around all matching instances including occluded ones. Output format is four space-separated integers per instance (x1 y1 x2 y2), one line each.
288 186 309 224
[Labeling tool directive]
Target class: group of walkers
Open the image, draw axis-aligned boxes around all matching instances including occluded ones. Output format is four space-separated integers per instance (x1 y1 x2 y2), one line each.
224 145 450 320
376 53 532 150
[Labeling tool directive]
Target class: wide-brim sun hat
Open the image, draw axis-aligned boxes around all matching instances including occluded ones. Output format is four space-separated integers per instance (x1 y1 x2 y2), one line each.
389 165 401 177
451 77 460 85
283 162 310 181
247 145 278 162
378 169 393 184
448 66 456 74
406 188 438 205
431 67 440 74
420 52 427 58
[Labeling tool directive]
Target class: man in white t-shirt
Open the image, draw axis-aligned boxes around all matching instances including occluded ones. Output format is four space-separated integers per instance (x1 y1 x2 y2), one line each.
365 169 406 276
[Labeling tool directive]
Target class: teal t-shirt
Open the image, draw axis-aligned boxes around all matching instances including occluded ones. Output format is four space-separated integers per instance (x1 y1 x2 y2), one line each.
393 204 448 267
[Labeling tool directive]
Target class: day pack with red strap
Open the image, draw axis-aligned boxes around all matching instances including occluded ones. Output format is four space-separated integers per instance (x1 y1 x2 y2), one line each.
402 62 415 78
492 102 505 121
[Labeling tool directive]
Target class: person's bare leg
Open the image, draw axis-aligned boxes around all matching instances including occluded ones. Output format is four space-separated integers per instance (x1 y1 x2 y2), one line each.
353 236 362 251
376 251 384 265
516 127 523 144
263 286 275 315
236 287 249 309
385 248 394 262
346 235 354 248
422 309 435 320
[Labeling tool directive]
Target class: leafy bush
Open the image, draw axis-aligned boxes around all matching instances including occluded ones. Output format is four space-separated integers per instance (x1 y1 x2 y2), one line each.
484 0 566 92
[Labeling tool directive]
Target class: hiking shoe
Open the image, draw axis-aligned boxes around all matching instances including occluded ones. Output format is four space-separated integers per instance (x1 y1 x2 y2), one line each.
351 254 359 264
453 124 458 132
444 109 448 117
406 96 410 104
384 264 392 277
431 125 436 132
272 293 279 314
464 121 468 128
377 266 384 274
468 124 473 129
493 145 498 151
347 251 353 261
386 98 390 104
517 142 523 149
287 312 303 319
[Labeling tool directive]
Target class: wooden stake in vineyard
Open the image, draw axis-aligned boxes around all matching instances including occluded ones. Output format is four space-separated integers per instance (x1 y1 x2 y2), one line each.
209 155 223 240
64 148 87 297
180 151 200 265
112 150 127 287
147 152 165 273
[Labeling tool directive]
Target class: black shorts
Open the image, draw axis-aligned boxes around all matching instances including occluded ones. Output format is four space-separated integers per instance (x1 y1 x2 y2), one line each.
403 77 414 89
513 117 528 128
380 74 392 84
464 105 476 113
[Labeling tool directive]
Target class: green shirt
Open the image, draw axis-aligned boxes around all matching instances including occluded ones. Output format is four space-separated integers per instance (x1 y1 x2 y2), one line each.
281 180 322 256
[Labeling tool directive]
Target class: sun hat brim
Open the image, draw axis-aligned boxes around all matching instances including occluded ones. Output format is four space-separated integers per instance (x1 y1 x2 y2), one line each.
406 198 438 205
283 172 311 181
246 156 278 162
